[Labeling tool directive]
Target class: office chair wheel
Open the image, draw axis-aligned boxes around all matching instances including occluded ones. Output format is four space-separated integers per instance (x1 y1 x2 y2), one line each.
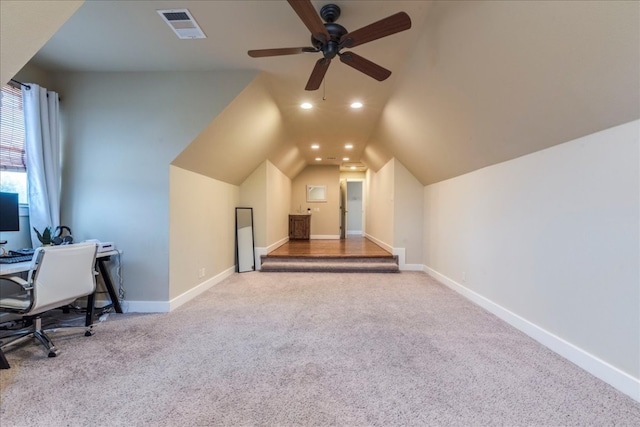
84 330 94 337
47 351 57 358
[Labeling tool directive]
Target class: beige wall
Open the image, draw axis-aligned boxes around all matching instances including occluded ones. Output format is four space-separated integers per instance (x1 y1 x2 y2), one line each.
291 165 340 237
340 171 366 180
266 161 291 246
240 160 291 249
369 0 640 185
169 166 239 300
393 159 424 264
364 158 424 262
240 162 268 248
364 161 394 249
172 73 302 185
0 0 83 85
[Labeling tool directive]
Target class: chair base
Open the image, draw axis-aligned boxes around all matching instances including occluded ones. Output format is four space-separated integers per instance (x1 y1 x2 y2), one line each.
0 317 93 359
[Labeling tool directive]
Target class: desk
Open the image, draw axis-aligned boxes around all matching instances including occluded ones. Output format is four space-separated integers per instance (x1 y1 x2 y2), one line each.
0 249 122 313
0 249 122 369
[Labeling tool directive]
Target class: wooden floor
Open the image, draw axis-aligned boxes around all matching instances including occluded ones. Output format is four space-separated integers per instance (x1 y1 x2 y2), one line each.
267 236 392 258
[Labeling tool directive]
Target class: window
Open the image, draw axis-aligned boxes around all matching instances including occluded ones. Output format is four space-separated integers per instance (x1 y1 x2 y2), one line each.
0 83 27 203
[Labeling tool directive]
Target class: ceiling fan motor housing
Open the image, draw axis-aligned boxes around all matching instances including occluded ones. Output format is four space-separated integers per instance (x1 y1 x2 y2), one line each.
311 23 347 58
311 5 347 59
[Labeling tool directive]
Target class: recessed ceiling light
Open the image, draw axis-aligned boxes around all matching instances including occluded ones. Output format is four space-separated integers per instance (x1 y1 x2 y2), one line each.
300 102 313 109
350 102 363 109
350 166 357 170
343 157 350 161
345 144 353 150
311 144 320 150
315 157 322 161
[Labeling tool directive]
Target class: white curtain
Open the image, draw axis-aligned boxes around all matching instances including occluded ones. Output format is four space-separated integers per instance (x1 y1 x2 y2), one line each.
22 84 61 247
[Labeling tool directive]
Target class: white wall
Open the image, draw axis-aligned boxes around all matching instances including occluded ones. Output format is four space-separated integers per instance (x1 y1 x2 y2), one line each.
423 121 640 398
170 166 239 301
393 160 424 265
52 70 255 304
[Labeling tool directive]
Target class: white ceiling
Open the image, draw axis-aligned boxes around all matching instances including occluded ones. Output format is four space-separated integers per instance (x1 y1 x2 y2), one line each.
18 0 640 184
29 0 432 171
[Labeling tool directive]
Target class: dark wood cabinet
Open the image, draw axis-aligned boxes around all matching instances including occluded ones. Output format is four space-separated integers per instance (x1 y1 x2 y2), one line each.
289 215 310 240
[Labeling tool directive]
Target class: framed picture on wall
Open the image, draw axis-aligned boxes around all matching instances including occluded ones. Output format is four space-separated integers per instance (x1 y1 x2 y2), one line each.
306 185 326 202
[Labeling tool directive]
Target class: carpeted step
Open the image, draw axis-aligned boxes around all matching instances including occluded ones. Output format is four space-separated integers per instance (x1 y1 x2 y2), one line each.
260 255 399 273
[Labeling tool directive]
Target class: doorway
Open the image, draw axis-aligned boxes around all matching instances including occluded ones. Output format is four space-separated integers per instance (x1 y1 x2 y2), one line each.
342 180 363 238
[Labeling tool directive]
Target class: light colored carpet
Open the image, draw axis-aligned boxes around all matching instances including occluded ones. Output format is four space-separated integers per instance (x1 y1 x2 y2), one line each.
1 271 639 426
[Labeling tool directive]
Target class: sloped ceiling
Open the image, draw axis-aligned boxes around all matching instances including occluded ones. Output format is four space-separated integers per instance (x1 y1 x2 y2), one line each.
7 1 640 185
367 0 640 184
0 0 83 85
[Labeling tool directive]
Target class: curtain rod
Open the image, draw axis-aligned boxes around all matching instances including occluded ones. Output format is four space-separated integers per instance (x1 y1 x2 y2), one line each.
10 79 31 89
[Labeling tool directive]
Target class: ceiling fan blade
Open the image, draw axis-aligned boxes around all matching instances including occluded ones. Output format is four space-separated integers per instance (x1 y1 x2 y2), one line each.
305 58 331 91
340 12 412 48
287 0 330 43
339 52 391 81
248 47 315 58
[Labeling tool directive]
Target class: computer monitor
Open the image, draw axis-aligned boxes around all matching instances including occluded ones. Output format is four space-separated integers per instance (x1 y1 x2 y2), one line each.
0 192 20 232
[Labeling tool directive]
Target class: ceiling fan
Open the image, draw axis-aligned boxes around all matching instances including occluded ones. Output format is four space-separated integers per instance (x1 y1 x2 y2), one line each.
248 0 412 91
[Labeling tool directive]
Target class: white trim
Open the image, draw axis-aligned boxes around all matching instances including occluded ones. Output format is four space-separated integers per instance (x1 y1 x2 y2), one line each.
391 247 423 271
346 230 363 235
310 235 340 239
392 247 405 269
364 233 393 253
254 247 267 271
254 236 289 271
121 300 169 313
124 266 235 313
267 236 288 252
401 263 424 271
423 265 640 402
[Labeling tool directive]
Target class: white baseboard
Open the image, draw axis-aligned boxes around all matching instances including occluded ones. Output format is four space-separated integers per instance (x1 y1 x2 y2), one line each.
124 266 235 313
310 235 340 239
364 233 393 253
423 265 640 403
254 237 289 271
401 263 424 271
347 230 363 235
254 247 267 271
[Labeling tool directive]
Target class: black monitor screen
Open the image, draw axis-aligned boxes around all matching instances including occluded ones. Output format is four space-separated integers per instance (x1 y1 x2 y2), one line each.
0 192 20 232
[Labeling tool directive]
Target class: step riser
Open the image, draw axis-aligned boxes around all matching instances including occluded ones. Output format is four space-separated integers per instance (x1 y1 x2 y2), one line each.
260 255 399 273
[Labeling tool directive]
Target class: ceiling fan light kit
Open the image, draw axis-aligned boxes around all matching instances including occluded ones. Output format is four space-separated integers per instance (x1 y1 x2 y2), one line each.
248 0 412 91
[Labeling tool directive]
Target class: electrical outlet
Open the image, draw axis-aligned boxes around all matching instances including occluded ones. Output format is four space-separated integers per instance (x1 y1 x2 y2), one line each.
198 268 205 278
462 271 466 282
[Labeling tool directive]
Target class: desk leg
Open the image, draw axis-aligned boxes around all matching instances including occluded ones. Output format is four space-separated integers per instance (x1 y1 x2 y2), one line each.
97 258 123 314
85 292 96 327
0 348 9 369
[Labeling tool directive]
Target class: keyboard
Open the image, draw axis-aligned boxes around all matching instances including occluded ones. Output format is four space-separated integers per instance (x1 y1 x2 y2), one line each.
0 255 33 264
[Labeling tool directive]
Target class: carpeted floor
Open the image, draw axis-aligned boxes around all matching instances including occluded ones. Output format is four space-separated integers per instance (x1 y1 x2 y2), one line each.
1 271 639 426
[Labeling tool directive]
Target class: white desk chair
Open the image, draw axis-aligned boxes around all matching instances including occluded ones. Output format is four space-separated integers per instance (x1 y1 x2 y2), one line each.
0 243 98 358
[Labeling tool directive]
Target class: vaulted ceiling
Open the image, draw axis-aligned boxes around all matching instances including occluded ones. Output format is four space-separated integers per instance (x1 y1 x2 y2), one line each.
2 0 639 185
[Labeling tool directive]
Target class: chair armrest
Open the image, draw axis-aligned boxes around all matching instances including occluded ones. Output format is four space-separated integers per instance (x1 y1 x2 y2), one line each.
0 276 32 291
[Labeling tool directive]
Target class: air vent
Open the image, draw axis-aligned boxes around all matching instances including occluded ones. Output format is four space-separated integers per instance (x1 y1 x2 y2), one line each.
157 9 206 39
326 156 337 160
